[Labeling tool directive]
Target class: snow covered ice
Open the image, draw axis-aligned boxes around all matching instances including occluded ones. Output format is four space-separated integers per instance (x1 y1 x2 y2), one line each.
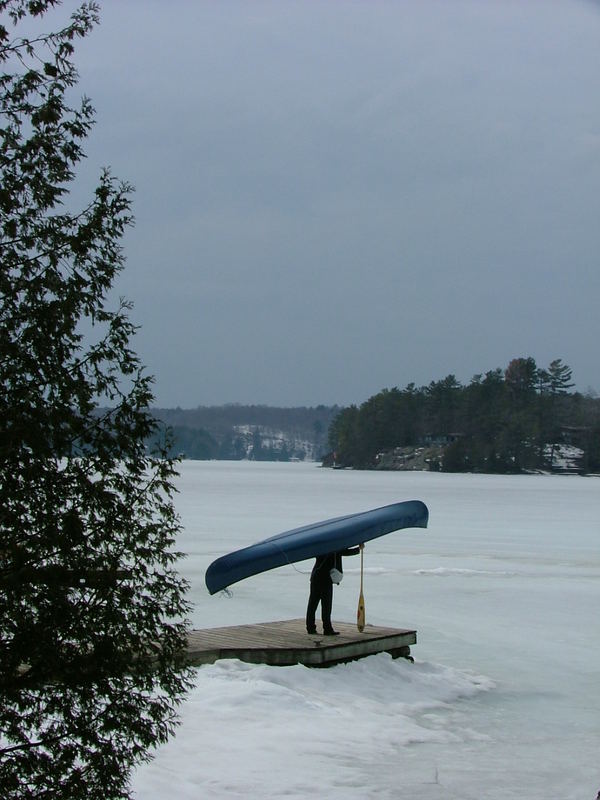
133 462 600 799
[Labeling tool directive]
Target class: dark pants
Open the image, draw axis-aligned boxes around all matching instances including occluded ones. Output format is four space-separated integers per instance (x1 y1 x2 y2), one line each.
306 577 333 632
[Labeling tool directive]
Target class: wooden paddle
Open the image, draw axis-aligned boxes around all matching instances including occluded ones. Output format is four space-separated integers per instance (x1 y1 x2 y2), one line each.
357 543 365 632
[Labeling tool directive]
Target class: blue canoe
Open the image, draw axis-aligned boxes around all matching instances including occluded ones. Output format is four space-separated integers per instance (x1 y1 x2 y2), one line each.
205 500 429 594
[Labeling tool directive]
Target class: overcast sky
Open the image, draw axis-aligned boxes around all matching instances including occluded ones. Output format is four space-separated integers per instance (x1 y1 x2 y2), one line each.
65 0 600 407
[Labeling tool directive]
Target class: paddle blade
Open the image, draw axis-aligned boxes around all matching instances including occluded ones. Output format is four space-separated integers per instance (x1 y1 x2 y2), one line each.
357 590 365 632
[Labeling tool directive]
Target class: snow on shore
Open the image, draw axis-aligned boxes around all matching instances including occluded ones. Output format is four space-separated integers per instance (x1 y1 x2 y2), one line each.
134 655 494 799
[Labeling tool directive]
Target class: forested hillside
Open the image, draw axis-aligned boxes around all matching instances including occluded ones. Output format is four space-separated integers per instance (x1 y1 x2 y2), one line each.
326 358 600 473
149 405 339 461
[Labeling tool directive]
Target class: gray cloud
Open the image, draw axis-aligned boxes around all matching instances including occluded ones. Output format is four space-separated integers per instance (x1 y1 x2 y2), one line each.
67 0 600 405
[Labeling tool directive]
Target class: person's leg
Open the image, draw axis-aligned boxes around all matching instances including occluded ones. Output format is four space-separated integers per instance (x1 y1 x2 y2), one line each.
321 581 335 633
305 581 320 633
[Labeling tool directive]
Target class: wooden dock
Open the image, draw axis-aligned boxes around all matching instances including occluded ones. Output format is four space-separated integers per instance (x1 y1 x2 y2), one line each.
185 619 416 668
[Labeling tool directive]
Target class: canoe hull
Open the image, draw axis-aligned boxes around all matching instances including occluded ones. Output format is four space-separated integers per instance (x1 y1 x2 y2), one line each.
205 500 428 594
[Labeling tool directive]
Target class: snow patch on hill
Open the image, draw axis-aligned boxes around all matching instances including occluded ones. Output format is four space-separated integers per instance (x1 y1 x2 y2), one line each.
233 425 321 461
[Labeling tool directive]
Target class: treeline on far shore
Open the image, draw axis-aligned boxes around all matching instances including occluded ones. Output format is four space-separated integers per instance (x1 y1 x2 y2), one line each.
147 404 339 461
325 358 600 474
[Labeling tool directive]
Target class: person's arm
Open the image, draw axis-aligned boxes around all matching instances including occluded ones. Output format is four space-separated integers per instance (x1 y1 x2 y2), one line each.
340 543 363 557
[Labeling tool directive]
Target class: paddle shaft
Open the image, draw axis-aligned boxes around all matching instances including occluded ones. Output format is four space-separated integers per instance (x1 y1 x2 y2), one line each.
357 545 365 632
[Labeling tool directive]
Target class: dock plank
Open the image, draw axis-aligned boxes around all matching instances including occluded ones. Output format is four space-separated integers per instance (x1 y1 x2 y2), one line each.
185 619 416 668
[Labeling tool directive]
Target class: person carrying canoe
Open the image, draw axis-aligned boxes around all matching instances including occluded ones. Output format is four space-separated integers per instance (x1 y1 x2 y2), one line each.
306 545 362 635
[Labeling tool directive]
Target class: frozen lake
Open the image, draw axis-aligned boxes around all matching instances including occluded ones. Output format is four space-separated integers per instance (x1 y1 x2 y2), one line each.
134 461 600 799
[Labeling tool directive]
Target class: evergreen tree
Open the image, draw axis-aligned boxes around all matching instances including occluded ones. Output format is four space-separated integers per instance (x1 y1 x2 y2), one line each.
328 404 360 465
0 3 192 797
462 369 506 470
544 358 575 468
547 358 574 395
424 375 462 435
